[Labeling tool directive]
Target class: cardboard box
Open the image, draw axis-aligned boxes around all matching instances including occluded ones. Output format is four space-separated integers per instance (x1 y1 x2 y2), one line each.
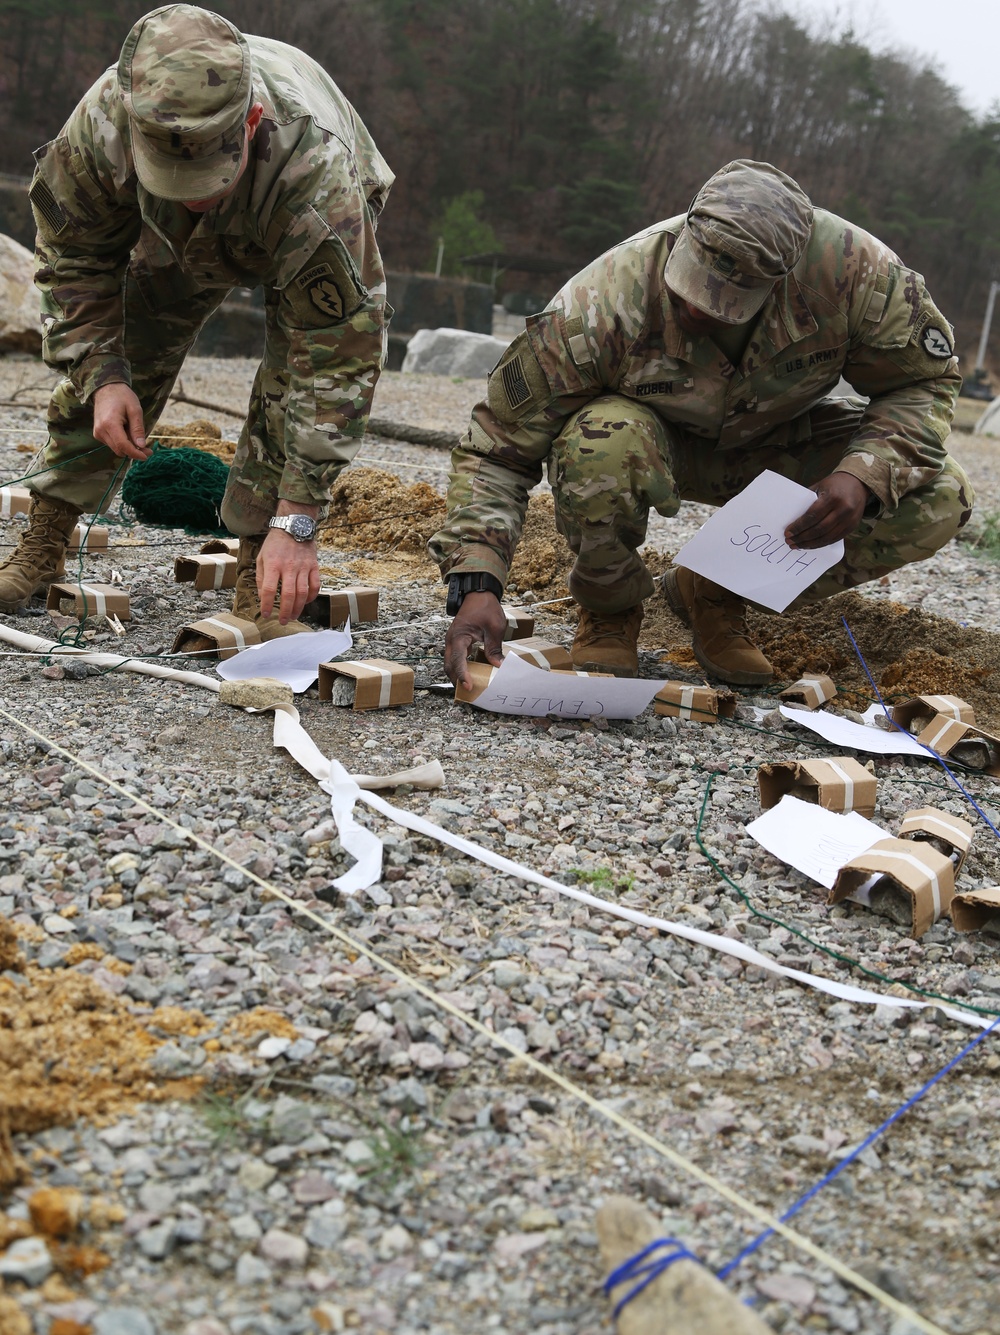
898 806 974 874
655 682 737 722
891 694 975 733
171 613 260 660
317 658 413 710
829 837 955 938
200 537 240 556
67 524 109 553
758 756 877 817
454 661 498 704
902 716 1000 777
779 674 836 710
305 586 379 628
951 886 1000 933
470 637 572 670
501 605 535 640
46 581 131 621
174 553 238 591
0 485 30 519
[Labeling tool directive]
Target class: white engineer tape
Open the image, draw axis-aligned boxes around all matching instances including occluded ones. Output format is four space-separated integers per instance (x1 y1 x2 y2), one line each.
204 617 246 651
79 585 107 618
824 759 855 812
261 703 990 1031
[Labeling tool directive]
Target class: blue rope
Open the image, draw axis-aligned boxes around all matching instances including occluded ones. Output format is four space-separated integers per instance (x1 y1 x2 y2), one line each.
716 1009 1000 1279
840 615 1000 843
603 1237 700 1318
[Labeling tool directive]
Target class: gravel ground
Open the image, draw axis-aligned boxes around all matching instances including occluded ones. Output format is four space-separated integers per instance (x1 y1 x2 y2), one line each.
1 355 1000 1335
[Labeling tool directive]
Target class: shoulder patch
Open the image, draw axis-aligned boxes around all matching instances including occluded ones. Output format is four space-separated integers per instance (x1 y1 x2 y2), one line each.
296 263 344 320
487 332 550 424
29 177 68 236
920 325 953 359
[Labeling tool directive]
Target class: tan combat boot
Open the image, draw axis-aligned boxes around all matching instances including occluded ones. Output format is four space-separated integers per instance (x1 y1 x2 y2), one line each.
231 534 312 640
662 566 773 685
571 604 643 677
0 494 83 613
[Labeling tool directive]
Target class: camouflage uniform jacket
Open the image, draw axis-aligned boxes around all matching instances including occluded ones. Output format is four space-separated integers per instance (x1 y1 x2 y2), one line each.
29 36 393 506
430 210 961 586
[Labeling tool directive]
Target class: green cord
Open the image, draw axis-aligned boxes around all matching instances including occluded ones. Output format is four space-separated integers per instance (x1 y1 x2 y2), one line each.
692 769 1000 1018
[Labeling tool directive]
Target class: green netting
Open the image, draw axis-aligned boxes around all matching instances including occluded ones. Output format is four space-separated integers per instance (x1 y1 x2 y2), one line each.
119 445 230 535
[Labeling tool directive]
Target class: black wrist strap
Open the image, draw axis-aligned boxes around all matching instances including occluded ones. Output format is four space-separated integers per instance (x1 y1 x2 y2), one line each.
446 572 504 615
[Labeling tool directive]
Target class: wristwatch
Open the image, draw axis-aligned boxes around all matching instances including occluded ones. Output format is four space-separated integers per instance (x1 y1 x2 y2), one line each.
268 514 318 542
446 572 504 615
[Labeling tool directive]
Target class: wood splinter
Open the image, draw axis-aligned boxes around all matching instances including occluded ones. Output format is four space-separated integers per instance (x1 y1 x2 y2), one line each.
596 1195 774 1334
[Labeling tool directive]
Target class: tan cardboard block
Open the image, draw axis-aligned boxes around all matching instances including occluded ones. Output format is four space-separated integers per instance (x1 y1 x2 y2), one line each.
318 658 413 710
171 612 260 660
470 637 573 670
891 694 975 733
174 553 238 591
655 682 737 722
0 485 30 519
200 537 240 556
306 586 379 628
66 524 109 553
898 806 974 873
758 756 877 817
454 661 498 704
46 581 131 621
908 716 1000 776
778 674 836 710
501 605 535 640
829 837 955 938
951 886 1000 933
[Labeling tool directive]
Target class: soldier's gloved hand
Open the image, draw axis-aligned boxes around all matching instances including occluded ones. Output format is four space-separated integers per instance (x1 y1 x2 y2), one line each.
92 383 151 461
785 472 870 549
444 591 507 690
257 530 321 624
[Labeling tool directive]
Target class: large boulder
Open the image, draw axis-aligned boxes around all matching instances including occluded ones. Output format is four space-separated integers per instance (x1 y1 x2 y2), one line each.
975 396 1000 437
0 231 41 353
401 327 508 379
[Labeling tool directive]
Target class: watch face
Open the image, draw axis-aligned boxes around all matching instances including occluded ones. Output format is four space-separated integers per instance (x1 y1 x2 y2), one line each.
286 514 317 541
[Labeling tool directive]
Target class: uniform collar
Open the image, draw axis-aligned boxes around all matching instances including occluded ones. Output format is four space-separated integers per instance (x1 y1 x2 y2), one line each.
660 265 819 365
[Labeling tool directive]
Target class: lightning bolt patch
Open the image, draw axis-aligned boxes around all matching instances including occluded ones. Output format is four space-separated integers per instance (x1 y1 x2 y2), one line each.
921 326 952 359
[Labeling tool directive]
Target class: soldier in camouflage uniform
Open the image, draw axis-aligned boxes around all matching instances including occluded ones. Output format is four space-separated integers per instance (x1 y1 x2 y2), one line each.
0 3 392 636
432 160 972 685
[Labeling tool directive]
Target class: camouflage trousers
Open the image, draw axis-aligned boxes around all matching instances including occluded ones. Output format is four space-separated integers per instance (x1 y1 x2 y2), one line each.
28 273 306 535
548 394 975 613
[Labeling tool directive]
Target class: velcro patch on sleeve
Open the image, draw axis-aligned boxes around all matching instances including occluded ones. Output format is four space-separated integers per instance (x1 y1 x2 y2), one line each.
288 231 367 326
29 177 68 236
487 333 549 423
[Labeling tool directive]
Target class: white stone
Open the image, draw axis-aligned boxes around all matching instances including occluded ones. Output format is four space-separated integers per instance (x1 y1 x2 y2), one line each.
0 231 41 353
259 1226 309 1265
0 1235 53 1286
401 326 507 379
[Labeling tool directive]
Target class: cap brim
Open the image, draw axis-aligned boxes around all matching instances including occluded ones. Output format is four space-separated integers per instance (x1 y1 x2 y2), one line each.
665 229 772 325
131 127 244 203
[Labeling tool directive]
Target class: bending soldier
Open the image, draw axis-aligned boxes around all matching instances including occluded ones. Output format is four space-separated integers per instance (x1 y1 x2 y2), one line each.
1 3 392 634
431 159 973 685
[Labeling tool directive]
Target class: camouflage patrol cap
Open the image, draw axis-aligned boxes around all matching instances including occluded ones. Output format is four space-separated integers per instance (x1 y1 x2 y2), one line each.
665 160 814 324
118 4 253 202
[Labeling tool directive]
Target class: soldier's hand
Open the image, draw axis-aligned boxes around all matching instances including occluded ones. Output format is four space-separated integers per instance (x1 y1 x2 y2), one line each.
92 384 151 460
444 591 507 689
785 472 870 549
257 530 321 624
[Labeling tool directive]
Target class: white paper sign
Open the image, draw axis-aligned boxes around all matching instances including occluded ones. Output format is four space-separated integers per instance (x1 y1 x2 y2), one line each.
469 653 662 719
673 470 844 611
778 705 928 757
216 626 352 694
745 794 886 889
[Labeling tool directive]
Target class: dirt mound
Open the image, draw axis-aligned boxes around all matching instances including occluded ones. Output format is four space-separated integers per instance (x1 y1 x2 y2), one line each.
149 418 237 464
319 468 574 592
321 466 445 555
643 584 1000 728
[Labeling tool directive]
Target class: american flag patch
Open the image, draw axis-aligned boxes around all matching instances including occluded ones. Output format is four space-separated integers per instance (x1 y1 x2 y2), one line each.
29 178 68 235
500 355 531 409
